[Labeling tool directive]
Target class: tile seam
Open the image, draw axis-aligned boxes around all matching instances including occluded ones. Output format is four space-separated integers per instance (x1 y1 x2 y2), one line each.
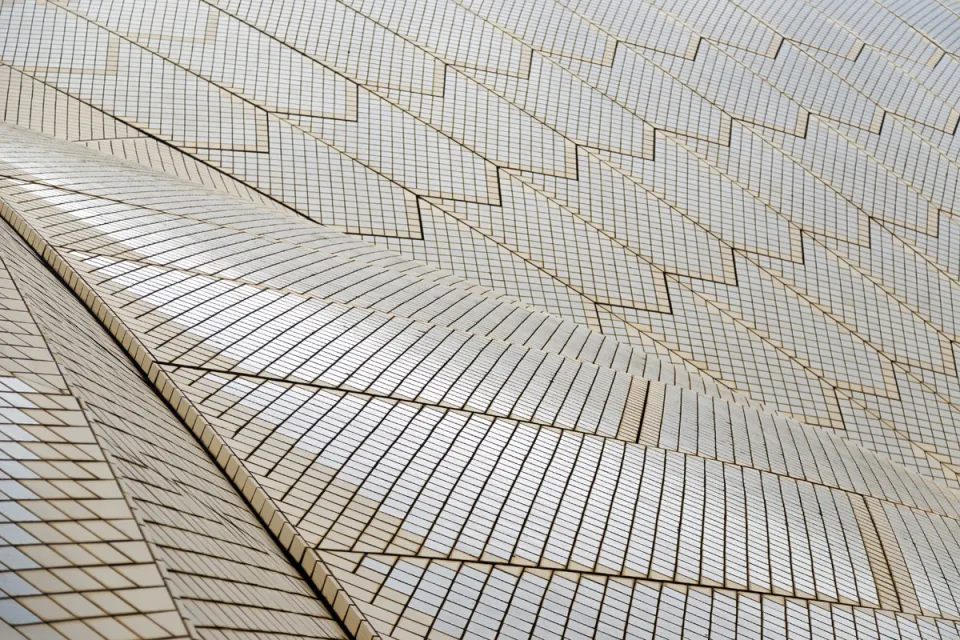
0 198 382 640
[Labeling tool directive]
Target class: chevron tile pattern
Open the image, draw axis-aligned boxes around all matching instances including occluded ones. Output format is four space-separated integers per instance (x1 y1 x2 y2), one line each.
1 0 960 638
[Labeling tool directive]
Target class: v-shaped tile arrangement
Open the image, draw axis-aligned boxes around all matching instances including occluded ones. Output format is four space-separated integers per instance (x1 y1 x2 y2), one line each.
2 0 960 638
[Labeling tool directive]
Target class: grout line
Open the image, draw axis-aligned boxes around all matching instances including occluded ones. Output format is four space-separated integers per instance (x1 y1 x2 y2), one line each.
0 200 384 640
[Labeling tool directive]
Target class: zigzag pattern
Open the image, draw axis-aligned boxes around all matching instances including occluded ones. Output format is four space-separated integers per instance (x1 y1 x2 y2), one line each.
5 122 960 639
2 0 960 637
4 0 957 488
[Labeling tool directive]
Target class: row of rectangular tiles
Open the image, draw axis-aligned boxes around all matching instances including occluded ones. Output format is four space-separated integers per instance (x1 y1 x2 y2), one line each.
1 218 346 637
7 36 960 490
328 556 960 640
2 0 960 629
0 249 192 638
174 369 960 616
9 180 960 640
1 138 952 512
5 169 960 632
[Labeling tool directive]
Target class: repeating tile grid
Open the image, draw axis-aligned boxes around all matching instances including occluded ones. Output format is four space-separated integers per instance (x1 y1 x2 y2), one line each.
5 127 960 638
0 252 190 639
2 0 960 637
1 198 347 636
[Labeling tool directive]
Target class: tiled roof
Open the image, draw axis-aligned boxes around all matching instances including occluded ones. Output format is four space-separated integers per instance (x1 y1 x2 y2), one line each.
2 0 960 637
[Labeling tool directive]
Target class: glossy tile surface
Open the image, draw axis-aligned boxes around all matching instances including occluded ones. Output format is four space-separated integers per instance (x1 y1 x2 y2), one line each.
1 0 960 637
